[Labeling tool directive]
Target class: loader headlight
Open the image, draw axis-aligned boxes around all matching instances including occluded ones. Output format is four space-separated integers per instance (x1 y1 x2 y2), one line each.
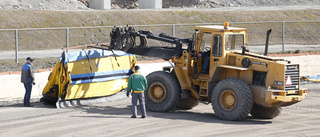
241 58 251 68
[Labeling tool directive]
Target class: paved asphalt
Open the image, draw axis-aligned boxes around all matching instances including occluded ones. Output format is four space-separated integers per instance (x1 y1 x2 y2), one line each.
0 45 319 60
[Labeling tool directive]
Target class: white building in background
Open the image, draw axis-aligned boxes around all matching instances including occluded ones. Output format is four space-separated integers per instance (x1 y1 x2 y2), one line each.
88 0 111 9
139 0 162 9
87 0 163 9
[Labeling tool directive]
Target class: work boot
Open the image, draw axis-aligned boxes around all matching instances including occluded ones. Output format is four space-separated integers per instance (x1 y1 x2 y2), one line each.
141 115 146 118
131 116 136 118
25 104 33 107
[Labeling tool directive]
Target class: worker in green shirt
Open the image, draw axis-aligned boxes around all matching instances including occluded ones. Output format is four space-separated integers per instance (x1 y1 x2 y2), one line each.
127 65 148 118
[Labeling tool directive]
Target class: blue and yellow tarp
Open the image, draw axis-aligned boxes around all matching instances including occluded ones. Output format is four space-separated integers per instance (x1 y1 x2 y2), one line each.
41 49 136 104
301 75 320 82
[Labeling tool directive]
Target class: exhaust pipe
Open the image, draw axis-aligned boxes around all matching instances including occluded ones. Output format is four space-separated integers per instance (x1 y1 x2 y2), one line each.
264 29 272 56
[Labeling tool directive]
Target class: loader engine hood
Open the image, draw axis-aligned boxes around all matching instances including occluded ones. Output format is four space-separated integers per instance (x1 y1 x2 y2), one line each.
232 51 287 62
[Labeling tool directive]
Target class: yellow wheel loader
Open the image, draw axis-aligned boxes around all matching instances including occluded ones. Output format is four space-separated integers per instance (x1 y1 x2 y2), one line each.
107 23 307 120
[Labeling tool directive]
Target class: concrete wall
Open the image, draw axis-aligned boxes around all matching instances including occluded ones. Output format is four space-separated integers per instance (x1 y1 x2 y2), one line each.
0 61 172 106
139 0 162 9
0 55 319 106
0 71 50 105
88 0 111 9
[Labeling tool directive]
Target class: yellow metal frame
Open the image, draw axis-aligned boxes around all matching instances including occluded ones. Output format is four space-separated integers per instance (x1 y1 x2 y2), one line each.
42 50 136 100
265 88 307 107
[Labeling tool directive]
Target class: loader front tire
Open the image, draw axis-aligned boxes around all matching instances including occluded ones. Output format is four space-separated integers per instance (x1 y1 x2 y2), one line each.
250 104 281 119
176 94 199 110
211 78 253 121
145 71 181 112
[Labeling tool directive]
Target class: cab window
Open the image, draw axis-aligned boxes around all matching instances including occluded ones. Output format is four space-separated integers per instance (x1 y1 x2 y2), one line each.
212 35 222 57
199 32 212 52
225 34 244 50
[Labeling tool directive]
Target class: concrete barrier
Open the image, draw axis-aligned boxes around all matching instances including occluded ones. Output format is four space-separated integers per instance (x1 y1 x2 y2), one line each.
0 71 51 105
0 55 319 106
0 61 172 106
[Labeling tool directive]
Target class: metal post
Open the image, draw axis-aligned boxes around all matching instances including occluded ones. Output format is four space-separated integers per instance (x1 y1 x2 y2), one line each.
172 24 175 47
15 30 18 64
66 28 69 52
172 24 175 37
282 21 285 51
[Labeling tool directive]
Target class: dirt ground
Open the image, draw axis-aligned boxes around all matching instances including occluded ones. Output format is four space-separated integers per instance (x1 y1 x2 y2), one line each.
0 82 319 137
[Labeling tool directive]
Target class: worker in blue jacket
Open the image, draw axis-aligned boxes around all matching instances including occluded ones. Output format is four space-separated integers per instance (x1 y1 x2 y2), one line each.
21 57 35 107
127 65 148 118
198 50 211 73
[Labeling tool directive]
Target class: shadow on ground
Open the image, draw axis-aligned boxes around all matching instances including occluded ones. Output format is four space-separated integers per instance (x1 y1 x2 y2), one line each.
78 104 272 125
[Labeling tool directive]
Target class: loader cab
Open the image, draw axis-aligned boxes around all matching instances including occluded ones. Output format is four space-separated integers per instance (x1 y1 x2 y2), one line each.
225 34 246 51
193 23 247 75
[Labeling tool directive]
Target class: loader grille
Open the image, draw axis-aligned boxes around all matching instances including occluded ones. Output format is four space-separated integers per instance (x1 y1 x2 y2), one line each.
285 65 300 94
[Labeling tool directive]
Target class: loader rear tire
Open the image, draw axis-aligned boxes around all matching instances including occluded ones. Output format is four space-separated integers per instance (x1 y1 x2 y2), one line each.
211 78 253 121
145 71 181 112
250 104 281 119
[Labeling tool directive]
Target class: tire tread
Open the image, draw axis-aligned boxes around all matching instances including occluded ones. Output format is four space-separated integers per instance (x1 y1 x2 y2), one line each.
145 71 181 112
211 78 253 121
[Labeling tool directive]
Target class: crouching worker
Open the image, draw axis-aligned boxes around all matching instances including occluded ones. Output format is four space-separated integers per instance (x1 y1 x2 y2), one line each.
127 65 148 118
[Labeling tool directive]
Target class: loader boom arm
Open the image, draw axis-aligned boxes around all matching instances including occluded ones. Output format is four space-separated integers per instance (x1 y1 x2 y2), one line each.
108 26 194 60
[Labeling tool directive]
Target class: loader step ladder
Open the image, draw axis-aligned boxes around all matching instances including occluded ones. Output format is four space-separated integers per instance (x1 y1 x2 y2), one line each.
199 81 208 97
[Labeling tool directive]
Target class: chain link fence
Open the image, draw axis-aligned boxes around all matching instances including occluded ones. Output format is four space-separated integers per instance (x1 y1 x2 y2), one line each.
0 21 319 63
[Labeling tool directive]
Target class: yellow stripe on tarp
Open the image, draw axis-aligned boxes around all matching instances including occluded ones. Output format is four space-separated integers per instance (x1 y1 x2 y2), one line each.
65 78 128 100
67 55 135 75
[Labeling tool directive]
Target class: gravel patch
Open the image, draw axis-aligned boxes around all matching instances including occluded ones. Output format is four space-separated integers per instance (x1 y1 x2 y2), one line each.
1 0 320 10
0 0 89 10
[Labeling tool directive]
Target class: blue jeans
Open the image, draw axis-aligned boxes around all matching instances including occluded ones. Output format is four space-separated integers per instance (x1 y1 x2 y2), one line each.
202 56 210 72
23 83 32 105
131 92 146 116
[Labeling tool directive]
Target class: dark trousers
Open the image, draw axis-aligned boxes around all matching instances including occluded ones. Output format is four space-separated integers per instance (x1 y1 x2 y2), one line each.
131 92 146 116
23 83 32 105
202 56 210 72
